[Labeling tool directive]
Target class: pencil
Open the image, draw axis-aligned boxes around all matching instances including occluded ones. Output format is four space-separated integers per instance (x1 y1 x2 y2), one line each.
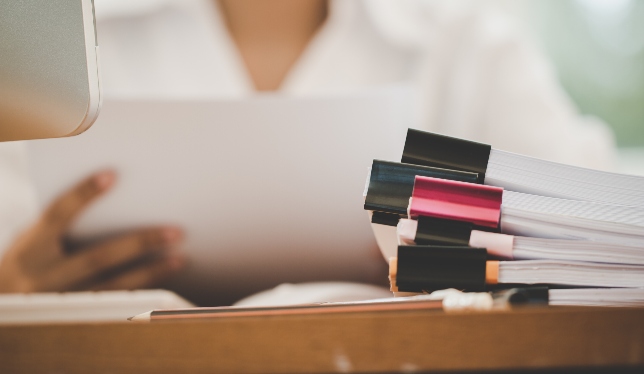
128 298 444 322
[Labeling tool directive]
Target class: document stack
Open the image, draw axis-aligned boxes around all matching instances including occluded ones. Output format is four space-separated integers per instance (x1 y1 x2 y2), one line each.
364 129 644 307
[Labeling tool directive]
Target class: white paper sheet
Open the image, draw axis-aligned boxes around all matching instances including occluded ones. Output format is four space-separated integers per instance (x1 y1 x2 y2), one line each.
27 87 413 304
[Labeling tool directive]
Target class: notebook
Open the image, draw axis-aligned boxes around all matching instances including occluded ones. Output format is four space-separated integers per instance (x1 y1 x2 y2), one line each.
26 89 412 305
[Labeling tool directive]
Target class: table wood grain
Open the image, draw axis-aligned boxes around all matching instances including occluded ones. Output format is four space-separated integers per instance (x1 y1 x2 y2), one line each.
1 306 643 373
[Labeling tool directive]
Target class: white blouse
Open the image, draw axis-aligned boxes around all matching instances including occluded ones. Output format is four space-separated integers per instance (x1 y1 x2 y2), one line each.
93 0 616 167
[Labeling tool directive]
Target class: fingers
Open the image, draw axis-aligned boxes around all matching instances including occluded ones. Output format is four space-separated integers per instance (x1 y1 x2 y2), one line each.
0 171 117 281
40 170 116 236
90 254 185 291
42 227 183 291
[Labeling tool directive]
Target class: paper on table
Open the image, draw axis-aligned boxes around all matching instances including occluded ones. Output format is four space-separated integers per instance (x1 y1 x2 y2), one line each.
0 290 194 324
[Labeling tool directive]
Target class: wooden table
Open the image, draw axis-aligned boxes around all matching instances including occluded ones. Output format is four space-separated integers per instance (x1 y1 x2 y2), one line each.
1 306 643 373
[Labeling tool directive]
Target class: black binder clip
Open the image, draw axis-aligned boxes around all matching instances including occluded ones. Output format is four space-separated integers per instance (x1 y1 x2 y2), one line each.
364 159 479 216
492 287 549 306
402 129 491 183
396 245 488 292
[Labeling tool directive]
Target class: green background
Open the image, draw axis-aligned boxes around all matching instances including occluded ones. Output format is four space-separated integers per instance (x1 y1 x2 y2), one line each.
527 0 644 147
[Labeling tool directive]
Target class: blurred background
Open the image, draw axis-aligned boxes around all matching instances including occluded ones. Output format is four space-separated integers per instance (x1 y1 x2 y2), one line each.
94 0 644 174
488 0 644 175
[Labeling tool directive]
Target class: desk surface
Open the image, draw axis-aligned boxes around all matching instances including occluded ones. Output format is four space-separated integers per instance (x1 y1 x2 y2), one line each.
1 306 643 373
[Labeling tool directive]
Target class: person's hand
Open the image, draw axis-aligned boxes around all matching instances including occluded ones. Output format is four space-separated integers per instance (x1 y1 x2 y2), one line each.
0 170 185 293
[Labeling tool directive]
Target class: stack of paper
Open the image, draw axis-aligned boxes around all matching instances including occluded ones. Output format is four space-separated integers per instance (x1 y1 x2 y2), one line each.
364 129 644 307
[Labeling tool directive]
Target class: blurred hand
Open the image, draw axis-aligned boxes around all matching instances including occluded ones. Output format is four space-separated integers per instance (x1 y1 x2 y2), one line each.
0 170 185 293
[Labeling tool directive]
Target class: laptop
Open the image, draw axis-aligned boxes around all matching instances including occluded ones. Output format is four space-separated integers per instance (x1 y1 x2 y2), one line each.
27 88 412 305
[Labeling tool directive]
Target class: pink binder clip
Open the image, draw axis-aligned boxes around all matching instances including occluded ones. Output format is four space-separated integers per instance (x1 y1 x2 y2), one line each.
409 176 503 228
